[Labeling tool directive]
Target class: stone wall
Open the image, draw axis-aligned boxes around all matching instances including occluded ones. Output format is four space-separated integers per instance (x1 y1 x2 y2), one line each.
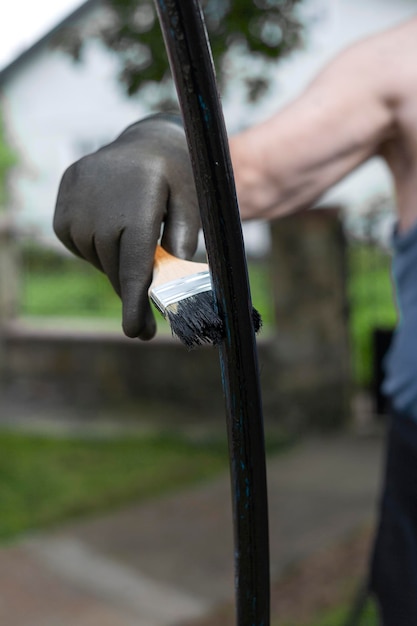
1 323 346 432
2 325 224 416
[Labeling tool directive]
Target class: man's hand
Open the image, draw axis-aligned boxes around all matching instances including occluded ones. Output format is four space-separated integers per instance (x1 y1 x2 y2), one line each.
53 114 200 340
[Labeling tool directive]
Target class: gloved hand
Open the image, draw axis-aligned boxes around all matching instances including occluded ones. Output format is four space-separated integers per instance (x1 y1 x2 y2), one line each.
53 114 200 340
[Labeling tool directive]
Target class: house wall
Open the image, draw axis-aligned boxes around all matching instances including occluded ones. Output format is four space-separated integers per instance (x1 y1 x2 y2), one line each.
1 35 148 239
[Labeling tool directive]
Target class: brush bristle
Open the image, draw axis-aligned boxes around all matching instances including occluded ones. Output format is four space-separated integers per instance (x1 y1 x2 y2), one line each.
165 291 223 349
164 290 262 349
252 307 262 334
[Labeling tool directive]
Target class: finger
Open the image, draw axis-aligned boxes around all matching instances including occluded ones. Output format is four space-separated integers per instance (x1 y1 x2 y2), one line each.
68 229 104 274
118 226 159 339
161 196 200 259
53 212 85 261
94 230 123 298
54 175 104 270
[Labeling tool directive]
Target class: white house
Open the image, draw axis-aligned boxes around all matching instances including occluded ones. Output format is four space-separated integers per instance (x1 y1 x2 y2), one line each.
0 0 416 250
0 0 150 243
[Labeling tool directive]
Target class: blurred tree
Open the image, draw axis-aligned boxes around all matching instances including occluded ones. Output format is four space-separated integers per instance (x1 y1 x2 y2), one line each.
56 0 305 108
0 110 16 208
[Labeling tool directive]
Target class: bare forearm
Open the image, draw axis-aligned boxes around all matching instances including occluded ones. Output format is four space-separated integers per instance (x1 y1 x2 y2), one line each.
230 40 395 221
230 116 381 221
229 121 325 220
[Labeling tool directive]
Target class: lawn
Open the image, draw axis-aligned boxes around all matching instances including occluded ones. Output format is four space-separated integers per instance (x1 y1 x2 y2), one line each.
347 242 397 387
21 241 396 387
0 426 290 543
0 429 228 542
20 244 275 338
21 245 123 319
21 244 275 322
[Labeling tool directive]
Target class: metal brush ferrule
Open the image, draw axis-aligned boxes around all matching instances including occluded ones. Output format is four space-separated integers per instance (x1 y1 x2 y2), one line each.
150 271 212 314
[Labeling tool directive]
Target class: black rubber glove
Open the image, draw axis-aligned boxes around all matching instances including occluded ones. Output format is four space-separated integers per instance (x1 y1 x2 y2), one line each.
53 114 200 340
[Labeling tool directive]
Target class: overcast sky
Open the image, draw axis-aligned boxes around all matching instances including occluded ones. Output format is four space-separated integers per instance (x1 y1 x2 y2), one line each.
0 1 84 70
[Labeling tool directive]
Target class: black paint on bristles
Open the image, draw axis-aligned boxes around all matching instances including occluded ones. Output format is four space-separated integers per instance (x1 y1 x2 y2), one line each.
164 290 223 349
164 290 263 349
252 307 263 334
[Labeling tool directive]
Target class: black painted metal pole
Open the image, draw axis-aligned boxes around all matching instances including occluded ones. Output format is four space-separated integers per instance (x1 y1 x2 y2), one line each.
154 2 270 625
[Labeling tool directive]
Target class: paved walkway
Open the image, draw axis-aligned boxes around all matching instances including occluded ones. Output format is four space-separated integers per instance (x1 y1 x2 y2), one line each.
0 431 385 626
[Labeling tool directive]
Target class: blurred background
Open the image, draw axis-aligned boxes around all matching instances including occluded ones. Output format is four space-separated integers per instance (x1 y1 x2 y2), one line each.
0 1 415 625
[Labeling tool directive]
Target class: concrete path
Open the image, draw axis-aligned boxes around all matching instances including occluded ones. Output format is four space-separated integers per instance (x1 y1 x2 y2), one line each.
0 432 385 626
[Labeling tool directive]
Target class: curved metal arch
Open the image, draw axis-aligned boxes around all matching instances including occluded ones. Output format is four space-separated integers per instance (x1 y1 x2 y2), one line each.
154 2 270 624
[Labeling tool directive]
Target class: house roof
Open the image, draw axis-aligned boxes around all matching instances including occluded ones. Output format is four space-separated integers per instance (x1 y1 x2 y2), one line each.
0 0 102 86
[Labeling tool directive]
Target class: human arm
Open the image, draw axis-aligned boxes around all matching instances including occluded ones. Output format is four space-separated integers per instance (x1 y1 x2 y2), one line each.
230 29 398 221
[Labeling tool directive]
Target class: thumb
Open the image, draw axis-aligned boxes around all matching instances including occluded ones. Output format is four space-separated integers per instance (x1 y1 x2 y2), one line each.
161 197 200 260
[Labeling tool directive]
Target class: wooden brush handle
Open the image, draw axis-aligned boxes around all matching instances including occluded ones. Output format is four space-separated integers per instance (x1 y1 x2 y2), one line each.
154 244 176 264
151 245 209 289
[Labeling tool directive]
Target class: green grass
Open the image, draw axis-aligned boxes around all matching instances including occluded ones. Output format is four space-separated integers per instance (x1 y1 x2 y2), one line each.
0 427 291 543
21 245 273 319
348 243 397 386
20 242 397 387
20 245 274 333
248 260 276 329
0 429 228 542
21 248 122 319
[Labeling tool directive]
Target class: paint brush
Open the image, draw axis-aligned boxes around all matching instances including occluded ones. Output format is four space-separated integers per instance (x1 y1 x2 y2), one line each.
149 245 262 349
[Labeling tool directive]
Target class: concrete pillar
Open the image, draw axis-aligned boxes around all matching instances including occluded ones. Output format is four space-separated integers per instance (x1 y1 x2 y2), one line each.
0 216 19 323
0 216 20 386
266 207 351 430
